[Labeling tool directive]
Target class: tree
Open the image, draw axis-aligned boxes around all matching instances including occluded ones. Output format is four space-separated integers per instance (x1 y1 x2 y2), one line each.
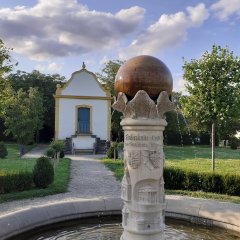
0 39 15 116
7 70 65 141
0 39 13 76
97 60 124 141
3 87 44 156
180 44 240 172
96 60 124 97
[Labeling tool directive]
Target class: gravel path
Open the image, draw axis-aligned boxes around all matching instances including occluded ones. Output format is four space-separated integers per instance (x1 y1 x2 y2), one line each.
0 155 121 216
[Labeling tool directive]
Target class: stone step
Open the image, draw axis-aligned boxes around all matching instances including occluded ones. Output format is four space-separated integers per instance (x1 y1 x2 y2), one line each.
74 149 94 155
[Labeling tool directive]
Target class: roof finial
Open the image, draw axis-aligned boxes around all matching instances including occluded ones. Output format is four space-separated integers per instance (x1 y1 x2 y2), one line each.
82 61 86 69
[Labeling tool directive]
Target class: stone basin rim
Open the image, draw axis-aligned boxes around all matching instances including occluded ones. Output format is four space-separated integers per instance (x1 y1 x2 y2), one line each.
0 196 239 240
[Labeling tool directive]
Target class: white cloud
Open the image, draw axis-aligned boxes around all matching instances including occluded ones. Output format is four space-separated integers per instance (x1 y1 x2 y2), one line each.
119 3 209 59
173 78 187 94
100 55 110 65
34 62 63 73
211 0 240 21
47 62 62 72
34 64 46 72
0 0 145 60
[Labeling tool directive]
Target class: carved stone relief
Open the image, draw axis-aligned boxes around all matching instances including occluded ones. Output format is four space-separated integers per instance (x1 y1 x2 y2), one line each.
138 186 158 204
122 205 130 227
125 149 163 170
142 150 162 170
126 150 141 169
112 90 172 240
133 180 161 204
157 91 175 118
112 90 174 119
121 175 132 201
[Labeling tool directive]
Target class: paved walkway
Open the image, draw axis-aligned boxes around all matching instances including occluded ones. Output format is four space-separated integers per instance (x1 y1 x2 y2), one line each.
22 144 49 158
0 154 121 216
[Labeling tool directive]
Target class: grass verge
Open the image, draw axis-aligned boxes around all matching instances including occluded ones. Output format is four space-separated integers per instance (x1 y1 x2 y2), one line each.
0 158 71 203
0 143 71 203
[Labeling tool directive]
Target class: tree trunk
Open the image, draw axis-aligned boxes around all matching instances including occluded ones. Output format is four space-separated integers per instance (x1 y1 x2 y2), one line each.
114 147 116 161
19 144 25 157
35 130 39 143
212 121 215 173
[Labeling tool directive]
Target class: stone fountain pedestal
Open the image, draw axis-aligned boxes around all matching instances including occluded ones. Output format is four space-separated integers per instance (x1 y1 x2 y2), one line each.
113 90 174 240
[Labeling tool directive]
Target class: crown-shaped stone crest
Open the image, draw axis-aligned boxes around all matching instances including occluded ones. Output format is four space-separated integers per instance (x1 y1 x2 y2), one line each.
112 90 174 119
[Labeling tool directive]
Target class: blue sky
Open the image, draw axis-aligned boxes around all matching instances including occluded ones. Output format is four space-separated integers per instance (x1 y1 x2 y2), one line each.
0 0 240 92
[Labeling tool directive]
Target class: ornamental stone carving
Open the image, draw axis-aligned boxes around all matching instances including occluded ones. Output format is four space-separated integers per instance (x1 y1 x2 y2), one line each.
113 55 174 240
112 89 173 240
112 90 174 120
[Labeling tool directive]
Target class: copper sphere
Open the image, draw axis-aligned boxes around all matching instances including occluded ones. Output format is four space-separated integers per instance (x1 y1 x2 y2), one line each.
115 55 173 99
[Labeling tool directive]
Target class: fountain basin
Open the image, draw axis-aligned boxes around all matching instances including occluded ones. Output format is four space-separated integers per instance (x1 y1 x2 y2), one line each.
0 197 239 239
13 216 240 240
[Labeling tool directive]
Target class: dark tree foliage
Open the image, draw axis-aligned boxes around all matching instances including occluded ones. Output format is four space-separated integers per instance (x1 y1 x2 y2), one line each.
96 60 124 97
7 70 65 141
0 39 14 76
97 60 124 140
0 39 16 117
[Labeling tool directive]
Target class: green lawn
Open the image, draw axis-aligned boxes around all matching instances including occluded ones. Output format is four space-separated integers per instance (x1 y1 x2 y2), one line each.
0 143 71 203
164 146 240 175
102 145 240 203
0 144 36 174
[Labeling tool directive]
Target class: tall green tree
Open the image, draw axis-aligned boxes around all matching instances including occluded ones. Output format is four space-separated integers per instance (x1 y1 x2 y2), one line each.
0 39 13 76
180 44 240 172
3 87 44 155
97 60 124 141
96 60 124 97
8 70 65 141
0 39 15 116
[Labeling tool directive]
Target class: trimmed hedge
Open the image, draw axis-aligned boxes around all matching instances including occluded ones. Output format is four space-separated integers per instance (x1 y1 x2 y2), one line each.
164 167 240 196
0 172 33 194
107 145 118 159
0 142 8 159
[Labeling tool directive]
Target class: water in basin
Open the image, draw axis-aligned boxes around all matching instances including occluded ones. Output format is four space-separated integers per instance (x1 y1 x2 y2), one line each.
16 216 240 240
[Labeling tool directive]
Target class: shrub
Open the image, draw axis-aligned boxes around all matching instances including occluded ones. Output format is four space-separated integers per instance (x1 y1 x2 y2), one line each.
201 174 224 194
50 140 65 153
107 145 118 159
183 171 201 191
60 150 65 158
107 146 114 158
117 142 124 150
0 172 33 193
0 142 8 159
46 141 65 159
45 147 55 158
224 174 240 195
230 137 238 150
164 168 185 190
164 167 240 196
33 156 54 188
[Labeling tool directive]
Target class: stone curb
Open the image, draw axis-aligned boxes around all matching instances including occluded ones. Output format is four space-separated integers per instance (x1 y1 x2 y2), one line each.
0 196 239 239
166 195 240 233
0 198 122 240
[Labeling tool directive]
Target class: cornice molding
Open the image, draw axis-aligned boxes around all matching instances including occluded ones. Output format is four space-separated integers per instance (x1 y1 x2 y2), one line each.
54 95 112 100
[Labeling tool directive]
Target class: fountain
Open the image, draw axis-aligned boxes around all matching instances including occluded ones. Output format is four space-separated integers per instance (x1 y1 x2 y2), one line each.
1 56 240 240
112 55 174 240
